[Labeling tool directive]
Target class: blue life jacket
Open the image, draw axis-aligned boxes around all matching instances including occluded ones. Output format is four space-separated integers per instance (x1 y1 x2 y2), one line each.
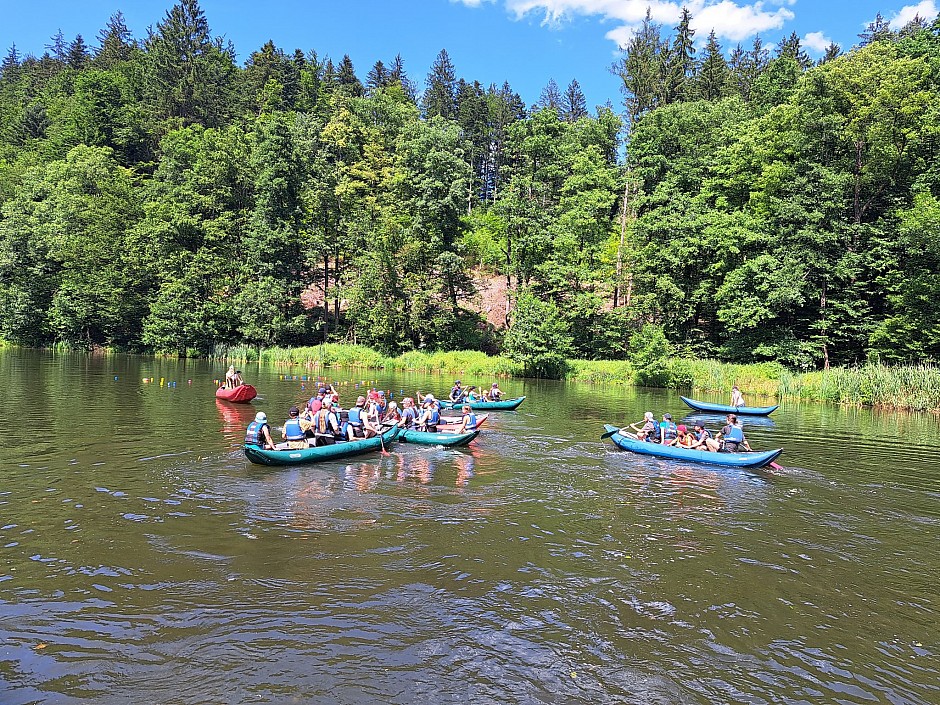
660 421 677 441
428 408 440 425
283 417 304 441
245 421 268 445
465 412 477 430
724 424 744 443
347 406 364 427
401 407 418 428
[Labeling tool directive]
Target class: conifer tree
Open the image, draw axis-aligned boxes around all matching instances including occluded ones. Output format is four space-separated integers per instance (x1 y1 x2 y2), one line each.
537 78 561 111
366 59 389 94
422 49 457 120
336 54 364 96
66 35 90 69
696 30 730 101
561 79 587 121
94 12 134 68
389 53 417 102
666 7 696 102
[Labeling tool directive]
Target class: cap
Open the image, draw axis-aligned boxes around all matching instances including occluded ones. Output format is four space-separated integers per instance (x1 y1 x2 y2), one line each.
254 412 267 423
424 394 435 402
318 387 327 394
454 380 461 385
694 422 705 429
378 390 386 397
289 405 299 417
492 383 498 388
356 395 366 404
663 413 672 419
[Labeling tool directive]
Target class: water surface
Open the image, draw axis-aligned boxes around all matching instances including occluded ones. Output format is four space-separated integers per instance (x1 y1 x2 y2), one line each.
0 350 937 704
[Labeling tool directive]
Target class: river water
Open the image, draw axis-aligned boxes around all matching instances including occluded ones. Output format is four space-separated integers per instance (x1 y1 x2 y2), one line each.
0 349 937 704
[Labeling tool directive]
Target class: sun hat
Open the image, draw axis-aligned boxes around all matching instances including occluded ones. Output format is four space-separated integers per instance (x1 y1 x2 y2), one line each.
255 412 267 423
424 394 435 402
677 424 687 433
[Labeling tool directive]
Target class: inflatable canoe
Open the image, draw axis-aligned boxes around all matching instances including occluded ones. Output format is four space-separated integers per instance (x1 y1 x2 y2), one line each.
439 396 525 411
603 425 782 469
399 428 480 446
245 425 399 466
679 395 778 416
216 384 257 403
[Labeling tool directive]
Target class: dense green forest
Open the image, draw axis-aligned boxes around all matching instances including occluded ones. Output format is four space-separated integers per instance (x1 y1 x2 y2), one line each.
1 1 938 376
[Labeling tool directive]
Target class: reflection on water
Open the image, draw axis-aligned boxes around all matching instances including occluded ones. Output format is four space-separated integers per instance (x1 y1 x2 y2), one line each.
0 349 938 704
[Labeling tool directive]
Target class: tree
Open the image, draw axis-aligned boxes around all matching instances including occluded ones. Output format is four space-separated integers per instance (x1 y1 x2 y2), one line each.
422 49 458 120
503 290 572 377
561 79 587 121
697 30 730 100
665 6 696 102
537 78 561 111
612 9 664 125
94 11 135 68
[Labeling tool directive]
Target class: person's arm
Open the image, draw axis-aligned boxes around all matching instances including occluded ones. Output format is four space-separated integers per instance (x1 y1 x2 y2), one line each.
263 426 275 449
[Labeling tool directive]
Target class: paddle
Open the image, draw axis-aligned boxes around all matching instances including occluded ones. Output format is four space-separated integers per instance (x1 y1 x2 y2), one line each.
600 428 625 440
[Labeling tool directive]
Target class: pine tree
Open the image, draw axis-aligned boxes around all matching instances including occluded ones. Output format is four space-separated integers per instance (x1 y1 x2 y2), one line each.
66 34 90 69
859 13 893 45
561 79 587 121
666 6 696 102
819 43 842 65
0 44 20 81
612 9 664 124
336 54 363 96
422 49 457 120
46 29 67 62
94 12 134 67
537 78 561 111
389 53 417 102
777 31 811 69
366 59 389 94
696 30 730 101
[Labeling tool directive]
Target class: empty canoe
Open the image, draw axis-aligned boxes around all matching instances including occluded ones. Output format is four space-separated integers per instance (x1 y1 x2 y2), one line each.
399 428 480 446
602 425 782 469
245 425 399 466
439 396 525 411
216 385 257 403
679 396 778 416
438 413 489 431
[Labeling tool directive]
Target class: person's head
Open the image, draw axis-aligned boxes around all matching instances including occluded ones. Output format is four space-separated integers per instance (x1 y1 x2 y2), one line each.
663 413 672 421
235 370 242 376
388 401 398 411
403 397 414 407
378 390 386 399
318 387 327 395
732 385 739 392
492 383 499 388
677 424 687 435
694 423 705 432
424 394 435 404
254 412 267 424
356 395 366 406
454 380 461 386
727 413 738 424
462 404 471 413
227 365 235 373
467 385 475 391
289 406 299 418
644 411 654 422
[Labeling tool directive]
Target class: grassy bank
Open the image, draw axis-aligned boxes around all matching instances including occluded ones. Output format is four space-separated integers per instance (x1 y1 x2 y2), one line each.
212 344 940 413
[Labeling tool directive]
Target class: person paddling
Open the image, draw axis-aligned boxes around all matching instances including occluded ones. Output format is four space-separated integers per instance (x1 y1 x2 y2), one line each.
245 412 275 449
706 414 751 452
398 397 420 429
624 412 656 440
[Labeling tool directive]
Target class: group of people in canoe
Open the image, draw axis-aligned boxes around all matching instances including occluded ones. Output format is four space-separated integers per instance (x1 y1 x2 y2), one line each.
623 409 752 453
447 380 504 404
223 365 244 389
245 384 482 450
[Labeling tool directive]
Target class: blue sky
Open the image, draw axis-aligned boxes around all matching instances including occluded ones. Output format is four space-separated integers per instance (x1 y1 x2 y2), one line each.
2 1 937 111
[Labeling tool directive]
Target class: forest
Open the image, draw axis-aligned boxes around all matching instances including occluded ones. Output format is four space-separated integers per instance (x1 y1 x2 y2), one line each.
0 0 939 378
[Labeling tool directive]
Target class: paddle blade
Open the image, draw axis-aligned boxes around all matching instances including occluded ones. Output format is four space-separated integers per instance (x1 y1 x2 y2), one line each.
769 461 783 471
600 429 620 439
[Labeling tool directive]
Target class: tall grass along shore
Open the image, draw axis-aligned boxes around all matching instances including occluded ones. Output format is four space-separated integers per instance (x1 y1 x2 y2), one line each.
216 344 940 413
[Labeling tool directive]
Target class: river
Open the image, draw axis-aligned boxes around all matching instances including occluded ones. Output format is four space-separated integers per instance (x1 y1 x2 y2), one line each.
0 349 937 704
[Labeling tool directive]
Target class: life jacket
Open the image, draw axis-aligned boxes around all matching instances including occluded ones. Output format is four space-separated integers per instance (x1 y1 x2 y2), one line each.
245 421 268 445
376 401 387 418
696 429 712 443
401 407 418 428
427 407 440 425
450 386 464 402
347 405 364 427
661 421 677 441
724 424 744 443
465 412 477 430
283 417 304 441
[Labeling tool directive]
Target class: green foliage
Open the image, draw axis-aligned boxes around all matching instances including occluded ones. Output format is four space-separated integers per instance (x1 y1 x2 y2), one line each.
503 291 572 378
628 323 672 387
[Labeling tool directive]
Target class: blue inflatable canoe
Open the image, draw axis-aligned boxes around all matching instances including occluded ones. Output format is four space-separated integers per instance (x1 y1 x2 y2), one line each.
603 425 782 469
679 395 779 416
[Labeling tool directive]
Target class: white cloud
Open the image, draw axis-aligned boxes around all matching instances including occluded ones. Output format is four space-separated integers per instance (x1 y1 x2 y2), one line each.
501 0 794 46
889 1 938 28
802 31 832 54
451 0 495 6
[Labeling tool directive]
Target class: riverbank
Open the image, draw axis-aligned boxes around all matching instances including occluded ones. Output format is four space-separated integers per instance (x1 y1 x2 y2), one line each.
217 344 940 413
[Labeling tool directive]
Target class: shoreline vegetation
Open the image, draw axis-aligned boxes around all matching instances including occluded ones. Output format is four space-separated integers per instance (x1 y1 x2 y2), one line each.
217 343 940 413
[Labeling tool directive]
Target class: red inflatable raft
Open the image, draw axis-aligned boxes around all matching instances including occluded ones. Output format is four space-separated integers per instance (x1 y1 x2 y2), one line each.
215 384 257 403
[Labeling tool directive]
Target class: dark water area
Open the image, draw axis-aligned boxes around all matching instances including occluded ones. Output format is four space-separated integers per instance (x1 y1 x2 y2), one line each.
0 349 937 704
